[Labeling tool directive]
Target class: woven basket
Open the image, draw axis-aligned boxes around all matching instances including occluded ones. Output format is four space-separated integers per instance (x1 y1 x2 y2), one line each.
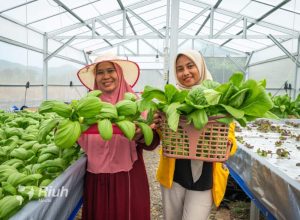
161 115 231 162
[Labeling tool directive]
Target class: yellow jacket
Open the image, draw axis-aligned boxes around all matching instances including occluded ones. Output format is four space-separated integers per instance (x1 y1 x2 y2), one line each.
156 123 237 207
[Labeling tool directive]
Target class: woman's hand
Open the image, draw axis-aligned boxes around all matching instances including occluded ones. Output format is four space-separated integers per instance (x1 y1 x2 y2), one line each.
134 112 162 142
150 112 162 130
134 127 143 142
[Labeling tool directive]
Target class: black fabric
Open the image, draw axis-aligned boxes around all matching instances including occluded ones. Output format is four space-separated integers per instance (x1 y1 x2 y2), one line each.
173 159 213 191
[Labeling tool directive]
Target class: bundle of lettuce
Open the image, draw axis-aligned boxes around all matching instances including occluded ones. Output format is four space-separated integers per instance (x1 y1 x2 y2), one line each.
38 91 154 149
140 72 278 132
270 93 300 119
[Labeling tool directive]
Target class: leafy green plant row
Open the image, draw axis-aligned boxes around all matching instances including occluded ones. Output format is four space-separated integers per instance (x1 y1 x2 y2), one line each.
269 93 300 119
140 72 278 132
0 110 83 219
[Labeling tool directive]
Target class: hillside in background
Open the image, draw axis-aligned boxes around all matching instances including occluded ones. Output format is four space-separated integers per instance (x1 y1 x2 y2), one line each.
0 60 79 85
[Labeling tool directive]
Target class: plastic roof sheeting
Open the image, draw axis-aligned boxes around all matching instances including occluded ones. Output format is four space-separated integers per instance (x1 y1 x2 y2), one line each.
0 0 299 55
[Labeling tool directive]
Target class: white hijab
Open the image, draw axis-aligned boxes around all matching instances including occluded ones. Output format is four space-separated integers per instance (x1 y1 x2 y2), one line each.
174 49 213 90
174 49 213 182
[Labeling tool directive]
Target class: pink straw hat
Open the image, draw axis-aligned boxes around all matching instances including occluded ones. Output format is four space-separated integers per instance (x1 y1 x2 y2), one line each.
77 53 140 90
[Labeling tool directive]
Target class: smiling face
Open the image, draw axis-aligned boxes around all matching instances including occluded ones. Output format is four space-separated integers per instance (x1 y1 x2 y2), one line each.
176 55 200 87
95 61 119 93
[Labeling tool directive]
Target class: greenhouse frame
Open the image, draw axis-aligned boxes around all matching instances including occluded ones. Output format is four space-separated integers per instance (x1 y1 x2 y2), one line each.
1 0 299 109
0 0 300 220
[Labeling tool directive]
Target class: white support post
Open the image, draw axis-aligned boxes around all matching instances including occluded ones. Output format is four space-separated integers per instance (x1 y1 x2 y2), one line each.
43 34 48 100
123 9 126 37
245 51 254 80
294 36 300 99
168 0 180 84
210 7 214 38
243 17 247 39
163 0 171 83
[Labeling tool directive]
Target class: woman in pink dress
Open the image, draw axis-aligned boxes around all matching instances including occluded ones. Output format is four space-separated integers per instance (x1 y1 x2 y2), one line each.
77 53 161 220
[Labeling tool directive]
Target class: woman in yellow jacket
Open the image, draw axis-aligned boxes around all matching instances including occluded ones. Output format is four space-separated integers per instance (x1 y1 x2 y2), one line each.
156 50 237 220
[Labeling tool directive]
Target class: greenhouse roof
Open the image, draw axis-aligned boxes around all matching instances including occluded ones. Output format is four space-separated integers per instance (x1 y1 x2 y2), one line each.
0 0 299 55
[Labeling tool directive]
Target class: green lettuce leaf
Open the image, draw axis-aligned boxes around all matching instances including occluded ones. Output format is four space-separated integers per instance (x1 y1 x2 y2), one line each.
240 80 273 116
200 80 221 89
186 109 208 130
164 84 178 104
142 86 166 102
203 89 221 105
166 102 181 131
229 72 244 87
221 104 244 119
262 111 280 119
229 88 249 108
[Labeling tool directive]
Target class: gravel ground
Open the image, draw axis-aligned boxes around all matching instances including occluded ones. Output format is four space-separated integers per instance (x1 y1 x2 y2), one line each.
143 148 164 220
